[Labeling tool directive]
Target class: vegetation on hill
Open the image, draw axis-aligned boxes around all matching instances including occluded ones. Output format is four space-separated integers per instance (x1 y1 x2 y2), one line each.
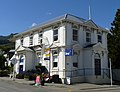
0 33 16 53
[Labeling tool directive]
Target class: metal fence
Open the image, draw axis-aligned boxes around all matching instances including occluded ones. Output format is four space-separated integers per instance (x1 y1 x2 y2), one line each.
51 68 110 78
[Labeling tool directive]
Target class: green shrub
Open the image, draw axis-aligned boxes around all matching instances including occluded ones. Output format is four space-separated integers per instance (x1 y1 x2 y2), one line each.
16 73 24 79
24 74 30 80
29 73 37 80
0 70 9 77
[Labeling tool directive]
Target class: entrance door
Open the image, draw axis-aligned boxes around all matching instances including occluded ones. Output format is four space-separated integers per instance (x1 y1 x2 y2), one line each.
19 65 23 73
95 59 101 75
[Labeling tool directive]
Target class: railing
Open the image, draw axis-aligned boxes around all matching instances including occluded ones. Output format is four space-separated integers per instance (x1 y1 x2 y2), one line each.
50 68 110 79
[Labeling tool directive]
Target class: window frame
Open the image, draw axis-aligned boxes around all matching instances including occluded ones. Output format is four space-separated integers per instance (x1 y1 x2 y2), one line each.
20 38 23 46
52 49 58 68
97 31 102 43
73 50 80 68
38 31 43 44
85 29 91 43
53 29 58 42
73 29 78 41
29 35 33 46
86 32 91 43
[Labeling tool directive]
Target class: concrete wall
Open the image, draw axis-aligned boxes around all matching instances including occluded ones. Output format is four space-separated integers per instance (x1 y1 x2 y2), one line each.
23 35 29 47
15 39 20 49
83 49 92 69
85 75 110 84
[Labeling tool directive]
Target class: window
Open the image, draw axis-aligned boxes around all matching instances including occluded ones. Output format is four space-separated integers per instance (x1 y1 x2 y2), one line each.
86 32 91 43
38 32 43 44
20 55 24 63
52 50 58 68
98 35 102 43
29 35 33 45
36 51 42 63
73 62 78 67
36 51 42 57
97 32 102 43
73 29 78 41
20 38 23 46
73 50 79 68
53 29 58 41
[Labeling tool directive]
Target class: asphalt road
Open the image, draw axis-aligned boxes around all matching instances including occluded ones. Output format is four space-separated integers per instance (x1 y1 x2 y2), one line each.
1 79 120 92
0 80 51 92
0 79 71 92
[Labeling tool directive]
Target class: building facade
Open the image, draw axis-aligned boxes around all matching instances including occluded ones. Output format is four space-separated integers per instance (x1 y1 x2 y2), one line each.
14 14 110 84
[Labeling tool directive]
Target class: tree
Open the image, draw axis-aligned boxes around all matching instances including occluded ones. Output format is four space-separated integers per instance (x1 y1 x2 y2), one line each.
108 9 120 68
0 55 6 70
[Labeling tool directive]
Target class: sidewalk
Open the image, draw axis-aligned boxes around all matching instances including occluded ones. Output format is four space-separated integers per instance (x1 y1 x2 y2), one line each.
0 77 120 91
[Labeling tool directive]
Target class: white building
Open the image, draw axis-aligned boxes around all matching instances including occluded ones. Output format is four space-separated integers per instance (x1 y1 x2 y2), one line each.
14 14 110 84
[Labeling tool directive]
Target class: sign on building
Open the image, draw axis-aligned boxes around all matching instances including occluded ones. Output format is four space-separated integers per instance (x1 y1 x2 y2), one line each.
44 48 50 60
65 49 73 56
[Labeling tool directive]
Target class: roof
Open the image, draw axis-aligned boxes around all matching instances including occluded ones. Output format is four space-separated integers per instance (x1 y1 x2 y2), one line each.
84 43 105 51
15 14 108 37
84 43 96 48
17 45 33 52
9 50 15 53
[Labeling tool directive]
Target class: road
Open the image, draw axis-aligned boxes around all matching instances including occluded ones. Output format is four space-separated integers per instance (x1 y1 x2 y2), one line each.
0 79 70 92
1 79 120 92
0 80 50 92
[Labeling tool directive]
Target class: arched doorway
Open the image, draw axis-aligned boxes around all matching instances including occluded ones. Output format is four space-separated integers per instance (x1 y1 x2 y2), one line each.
94 53 101 75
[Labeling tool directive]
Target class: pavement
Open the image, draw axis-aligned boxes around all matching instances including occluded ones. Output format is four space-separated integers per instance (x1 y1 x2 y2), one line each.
0 77 120 92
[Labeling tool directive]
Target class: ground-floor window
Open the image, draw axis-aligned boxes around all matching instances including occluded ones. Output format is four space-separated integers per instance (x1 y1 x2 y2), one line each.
73 50 80 68
20 54 24 63
52 50 58 68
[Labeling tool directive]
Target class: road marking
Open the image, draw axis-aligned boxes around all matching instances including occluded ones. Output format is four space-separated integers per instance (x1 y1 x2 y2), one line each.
68 89 72 92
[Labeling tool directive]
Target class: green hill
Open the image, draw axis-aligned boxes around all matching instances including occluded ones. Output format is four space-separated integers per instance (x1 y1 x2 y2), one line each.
0 33 17 53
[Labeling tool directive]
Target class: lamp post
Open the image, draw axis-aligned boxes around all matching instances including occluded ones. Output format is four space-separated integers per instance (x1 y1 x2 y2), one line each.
109 58 113 86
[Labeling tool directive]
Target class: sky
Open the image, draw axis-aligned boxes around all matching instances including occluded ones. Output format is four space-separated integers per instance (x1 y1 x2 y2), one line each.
0 0 120 36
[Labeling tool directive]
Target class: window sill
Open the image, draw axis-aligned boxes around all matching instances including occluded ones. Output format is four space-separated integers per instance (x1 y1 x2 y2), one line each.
52 67 59 70
53 40 60 43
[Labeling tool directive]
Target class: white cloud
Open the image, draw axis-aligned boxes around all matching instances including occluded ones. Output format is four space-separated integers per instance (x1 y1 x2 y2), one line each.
31 23 37 27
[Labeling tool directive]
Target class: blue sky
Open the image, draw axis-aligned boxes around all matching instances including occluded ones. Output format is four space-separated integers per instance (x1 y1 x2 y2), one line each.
0 0 120 36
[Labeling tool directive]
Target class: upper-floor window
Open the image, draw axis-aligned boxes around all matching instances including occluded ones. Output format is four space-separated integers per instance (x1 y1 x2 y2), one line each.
53 29 58 41
20 38 23 46
86 32 91 43
97 32 102 43
38 31 43 44
29 35 33 45
73 29 78 41
86 29 91 43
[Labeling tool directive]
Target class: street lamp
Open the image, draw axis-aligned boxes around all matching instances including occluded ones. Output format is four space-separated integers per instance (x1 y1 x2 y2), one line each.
109 58 113 86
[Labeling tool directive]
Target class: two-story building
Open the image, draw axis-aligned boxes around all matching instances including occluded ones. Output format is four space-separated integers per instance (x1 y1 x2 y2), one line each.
14 14 110 84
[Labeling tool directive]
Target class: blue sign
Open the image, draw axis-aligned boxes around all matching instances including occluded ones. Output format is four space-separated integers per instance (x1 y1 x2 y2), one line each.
65 49 73 56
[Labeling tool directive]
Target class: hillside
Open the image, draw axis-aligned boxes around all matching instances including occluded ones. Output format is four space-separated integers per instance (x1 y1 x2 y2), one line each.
0 33 17 53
